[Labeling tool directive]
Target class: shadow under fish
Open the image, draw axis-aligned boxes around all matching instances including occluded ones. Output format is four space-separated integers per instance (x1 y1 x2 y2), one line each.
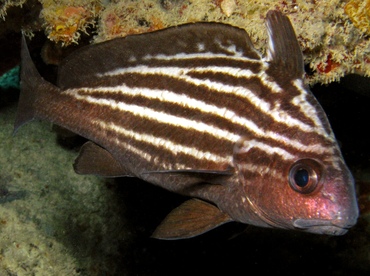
15 10 359 239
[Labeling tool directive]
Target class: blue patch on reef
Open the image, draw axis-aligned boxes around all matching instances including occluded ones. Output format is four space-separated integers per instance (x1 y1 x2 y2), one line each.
0 66 20 90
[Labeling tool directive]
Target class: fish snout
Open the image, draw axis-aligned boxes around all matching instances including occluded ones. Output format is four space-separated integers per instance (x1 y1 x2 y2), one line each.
293 209 358 236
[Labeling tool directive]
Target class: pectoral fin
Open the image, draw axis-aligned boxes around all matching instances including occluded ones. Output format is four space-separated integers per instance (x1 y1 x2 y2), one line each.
152 199 233 240
73 141 133 177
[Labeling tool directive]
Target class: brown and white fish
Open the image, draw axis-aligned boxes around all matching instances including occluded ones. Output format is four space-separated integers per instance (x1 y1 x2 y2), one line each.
16 10 359 239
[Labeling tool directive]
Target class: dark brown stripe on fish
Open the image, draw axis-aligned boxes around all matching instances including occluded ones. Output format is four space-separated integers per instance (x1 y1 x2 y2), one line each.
70 78 329 150
95 122 233 170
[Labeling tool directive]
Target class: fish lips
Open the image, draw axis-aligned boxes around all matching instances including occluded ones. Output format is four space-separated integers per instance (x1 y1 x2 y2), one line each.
293 217 357 236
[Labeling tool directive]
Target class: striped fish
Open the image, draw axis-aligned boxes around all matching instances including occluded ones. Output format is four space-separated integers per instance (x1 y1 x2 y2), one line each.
16 10 358 239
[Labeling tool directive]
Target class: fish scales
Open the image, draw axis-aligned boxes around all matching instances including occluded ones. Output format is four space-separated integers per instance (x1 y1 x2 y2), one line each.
95 64 332 138
64 77 317 169
16 10 358 239
64 62 335 161
76 85 330 158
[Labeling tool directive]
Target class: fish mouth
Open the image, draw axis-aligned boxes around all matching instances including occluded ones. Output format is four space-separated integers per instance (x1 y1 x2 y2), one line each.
293 218 356 236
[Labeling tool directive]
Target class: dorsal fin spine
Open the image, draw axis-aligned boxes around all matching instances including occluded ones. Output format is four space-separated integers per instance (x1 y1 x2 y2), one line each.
266 10 304 78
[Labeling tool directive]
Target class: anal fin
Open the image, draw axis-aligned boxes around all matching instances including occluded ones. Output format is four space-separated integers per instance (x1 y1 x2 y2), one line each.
152 199 233 240
73 141 132 177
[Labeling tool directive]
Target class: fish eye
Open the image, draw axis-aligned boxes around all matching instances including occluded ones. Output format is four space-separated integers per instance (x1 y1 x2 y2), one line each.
288 159 322 194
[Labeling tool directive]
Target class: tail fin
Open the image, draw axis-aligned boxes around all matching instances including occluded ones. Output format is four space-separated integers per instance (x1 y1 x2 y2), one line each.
14 34 56 133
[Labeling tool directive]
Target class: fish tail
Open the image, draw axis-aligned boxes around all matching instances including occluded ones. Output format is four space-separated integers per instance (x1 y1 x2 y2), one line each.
14 33 58 134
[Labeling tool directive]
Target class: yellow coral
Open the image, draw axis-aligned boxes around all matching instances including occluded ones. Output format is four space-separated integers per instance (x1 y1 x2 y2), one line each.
49 6 87 44
41 1 101 45
345 0 370 35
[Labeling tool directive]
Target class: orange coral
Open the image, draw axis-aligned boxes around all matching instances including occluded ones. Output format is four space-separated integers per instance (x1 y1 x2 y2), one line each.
100 4 165 41
42 3 101 45
316 54 341 74
51 7 87 44
344 0 370 35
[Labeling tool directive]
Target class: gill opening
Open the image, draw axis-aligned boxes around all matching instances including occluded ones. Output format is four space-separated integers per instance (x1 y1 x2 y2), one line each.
245 195 287 229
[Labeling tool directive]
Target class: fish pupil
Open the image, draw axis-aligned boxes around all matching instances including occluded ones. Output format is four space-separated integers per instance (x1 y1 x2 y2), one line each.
294 168 309 187
289 159 321 194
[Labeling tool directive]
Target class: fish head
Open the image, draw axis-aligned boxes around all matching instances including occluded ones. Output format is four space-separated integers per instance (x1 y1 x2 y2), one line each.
233 134 359 236
283 156 358 235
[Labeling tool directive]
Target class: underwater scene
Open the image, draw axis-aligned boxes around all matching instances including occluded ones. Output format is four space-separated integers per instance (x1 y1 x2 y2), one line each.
1 0 370 275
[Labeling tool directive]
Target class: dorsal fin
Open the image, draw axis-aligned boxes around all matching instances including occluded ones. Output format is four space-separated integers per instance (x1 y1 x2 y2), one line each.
265 10 304 79
57 22 261 89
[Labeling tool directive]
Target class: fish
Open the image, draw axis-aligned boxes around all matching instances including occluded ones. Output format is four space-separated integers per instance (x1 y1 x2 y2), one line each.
16 10 359 239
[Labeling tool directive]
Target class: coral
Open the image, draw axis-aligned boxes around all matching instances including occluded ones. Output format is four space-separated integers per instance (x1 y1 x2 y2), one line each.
215 0 237 17
1 1 370 87
345 0 370 35
3 0 369 84
0 0 28 20
40 0 101 45
95 0 370 85
96 1 166 42
0 106 131 275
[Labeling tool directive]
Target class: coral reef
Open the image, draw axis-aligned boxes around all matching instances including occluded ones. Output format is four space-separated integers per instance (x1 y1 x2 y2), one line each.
0 106 131 275
0 0 28 20
345 0 370 35
96 0 370 85
40 0 101 45
1 0 370 84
